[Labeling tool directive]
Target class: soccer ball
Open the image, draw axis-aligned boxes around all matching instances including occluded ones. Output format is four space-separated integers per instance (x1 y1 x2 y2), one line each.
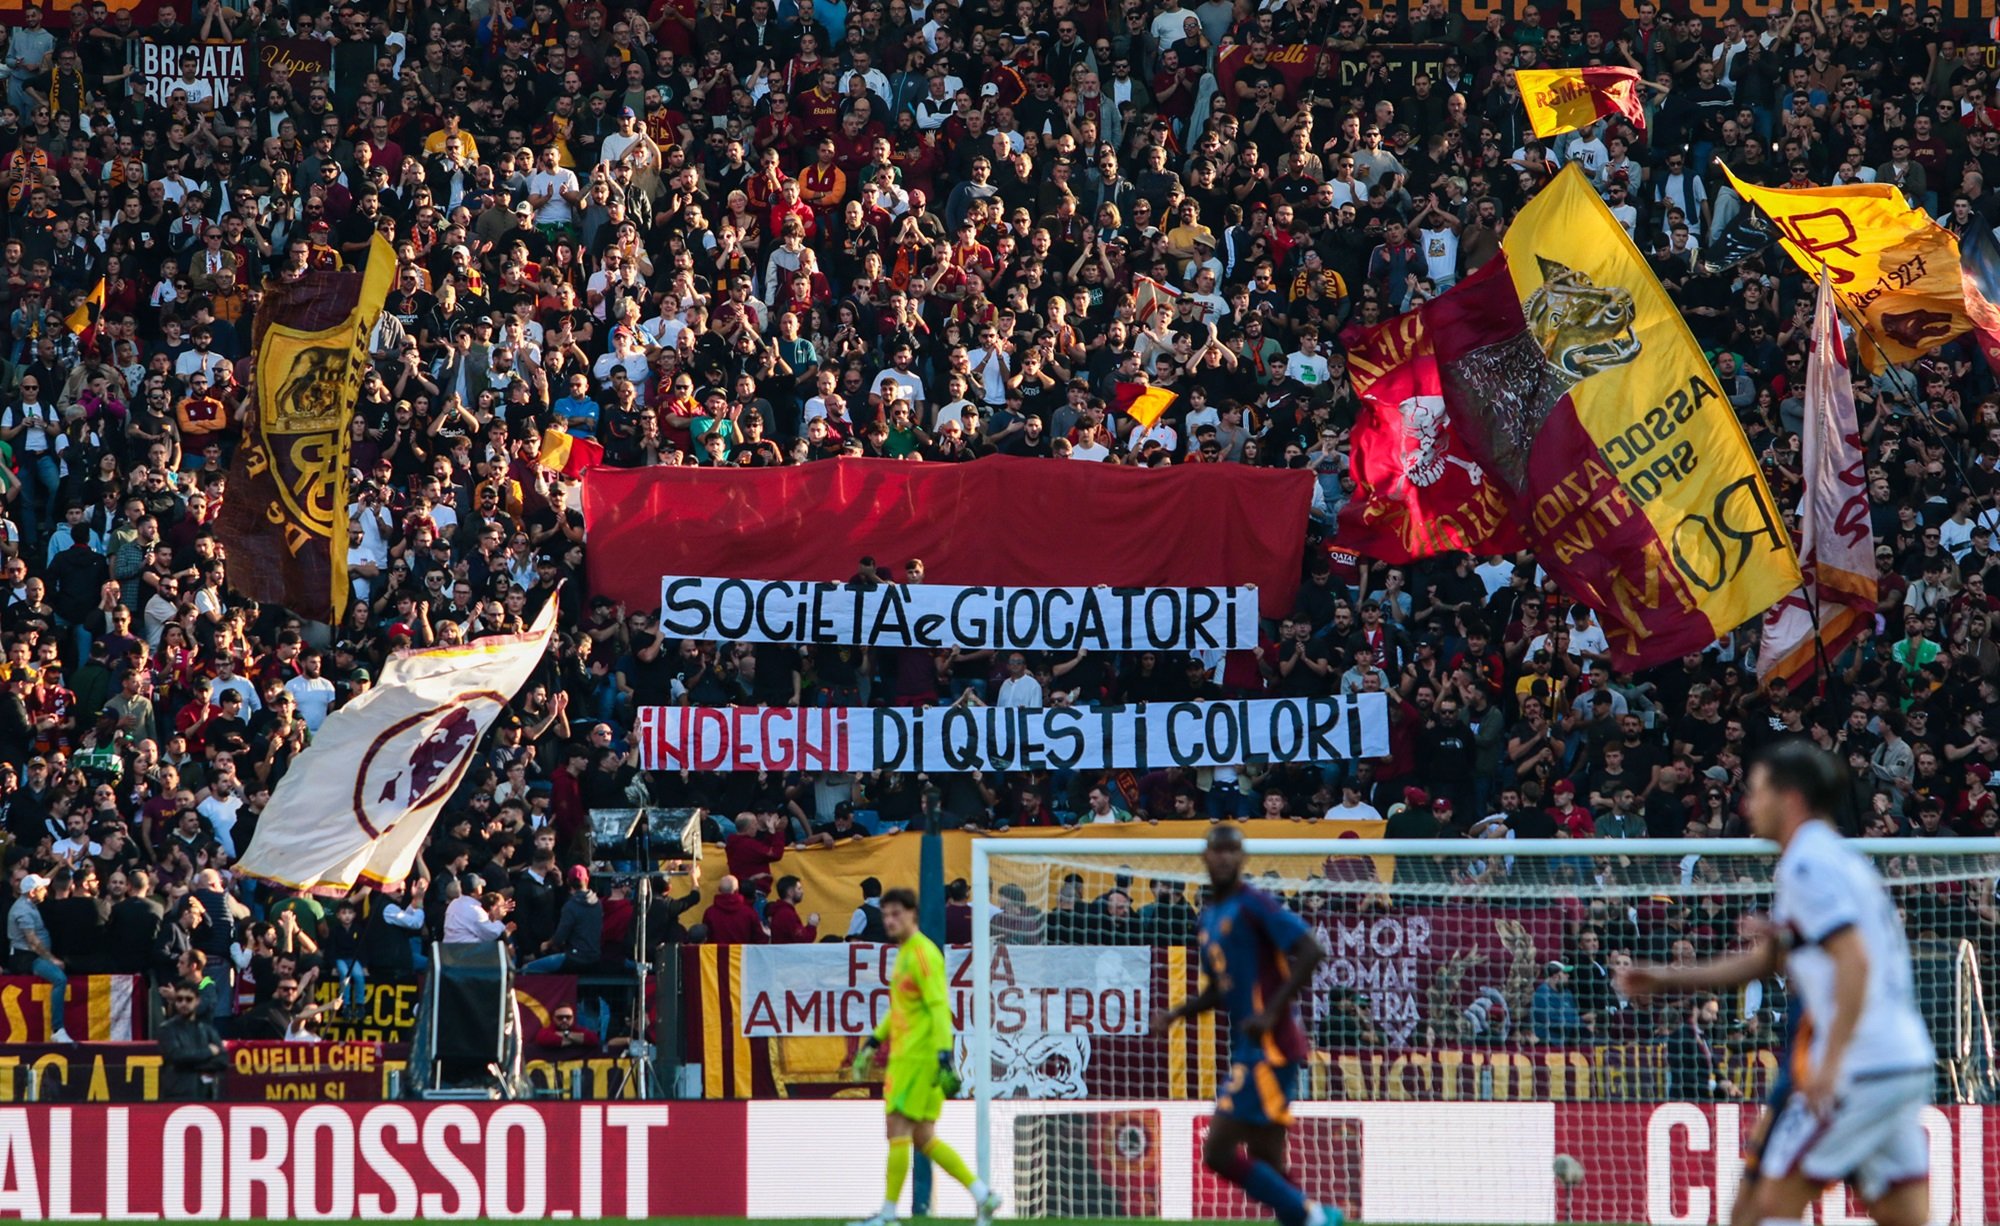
1552 1154 1586 1188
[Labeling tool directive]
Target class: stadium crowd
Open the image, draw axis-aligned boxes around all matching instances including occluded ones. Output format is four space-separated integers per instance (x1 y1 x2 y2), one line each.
0 0 1995 1061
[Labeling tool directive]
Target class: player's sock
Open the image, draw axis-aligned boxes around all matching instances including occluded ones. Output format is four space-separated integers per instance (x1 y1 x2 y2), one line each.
921 1138 978 1191
885 1136 913 1214
1215 1150 1310 1226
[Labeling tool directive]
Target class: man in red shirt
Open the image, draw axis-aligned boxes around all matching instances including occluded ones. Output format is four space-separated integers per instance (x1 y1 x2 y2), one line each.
702 875 769 943
794 67 841 141
531 1006 601 1054
549 742 590 857
724 811 785 896
175 372 227 450
766 874 819 943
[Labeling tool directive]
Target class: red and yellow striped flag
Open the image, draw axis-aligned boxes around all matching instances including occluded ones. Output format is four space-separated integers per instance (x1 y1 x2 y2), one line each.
538 425 605 477
1517 67 1645 139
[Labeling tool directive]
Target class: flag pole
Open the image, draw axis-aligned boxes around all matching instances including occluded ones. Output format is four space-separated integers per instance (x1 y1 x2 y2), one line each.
1803 269 1834 699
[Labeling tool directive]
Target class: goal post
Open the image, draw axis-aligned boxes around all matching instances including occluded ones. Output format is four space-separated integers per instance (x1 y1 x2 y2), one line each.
969 836 2000 1223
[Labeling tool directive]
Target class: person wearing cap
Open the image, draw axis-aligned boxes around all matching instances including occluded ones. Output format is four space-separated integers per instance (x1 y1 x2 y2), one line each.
599 102 661 176
6 873 71 1043
1529 959 1586 1045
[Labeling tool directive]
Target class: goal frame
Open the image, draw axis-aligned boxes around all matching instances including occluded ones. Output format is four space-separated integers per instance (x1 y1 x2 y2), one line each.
967 834 2000 1183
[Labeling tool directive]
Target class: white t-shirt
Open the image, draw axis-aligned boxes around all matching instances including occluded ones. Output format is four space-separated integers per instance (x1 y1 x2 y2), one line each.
599 131 655 170
1325 800 1383 822
284 674 338 732
1128 422 1179 453
1474 558 1516 597
197 794 241 857
1418 225 1459 282
1772 821 1935 1081
933 398 977 430
1069 440 1112 462
175 349 227 382
528 168 581 224
872 368 926 406
1149 6 1192 48
642 315 686 350
170 76 213 109
966 347 1011 405
1285 351 1331 387
1568 620 1611 659
1564 135 1608 176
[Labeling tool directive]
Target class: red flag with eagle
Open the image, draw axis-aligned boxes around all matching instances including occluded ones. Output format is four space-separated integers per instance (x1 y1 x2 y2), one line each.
236 598 560 891
1757 273 1876 690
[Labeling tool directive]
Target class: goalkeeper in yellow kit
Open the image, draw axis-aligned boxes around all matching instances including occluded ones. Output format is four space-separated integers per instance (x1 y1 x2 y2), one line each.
848 887 1002 1226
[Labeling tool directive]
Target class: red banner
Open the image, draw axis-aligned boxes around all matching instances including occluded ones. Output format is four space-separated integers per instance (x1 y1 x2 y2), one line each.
583 457 1314 619
0 1042 645 1102
0 974 141 1042
1214 44 1319 106
224 1041 390 1102
1338 311 1525 561
0 1102 745 1218
1310 902 1567 1047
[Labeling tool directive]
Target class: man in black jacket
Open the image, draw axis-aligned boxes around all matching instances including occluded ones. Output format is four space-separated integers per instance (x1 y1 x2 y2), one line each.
104 867 163 975
157 983 226 1100
0 675 35 784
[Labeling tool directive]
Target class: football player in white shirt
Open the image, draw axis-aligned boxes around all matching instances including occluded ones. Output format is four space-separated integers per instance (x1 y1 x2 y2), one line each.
1618 742 1934 1226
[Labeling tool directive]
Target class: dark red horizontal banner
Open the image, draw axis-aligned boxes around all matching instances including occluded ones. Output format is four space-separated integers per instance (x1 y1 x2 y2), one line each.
582 457 1314 620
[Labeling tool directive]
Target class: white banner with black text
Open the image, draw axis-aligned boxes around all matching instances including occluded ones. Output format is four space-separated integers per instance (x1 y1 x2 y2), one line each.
657 576 1260 651
634 695 1388 772
736 943 1150 1038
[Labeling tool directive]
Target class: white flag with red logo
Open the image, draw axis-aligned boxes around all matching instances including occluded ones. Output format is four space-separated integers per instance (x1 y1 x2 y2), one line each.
1758 274 1877 689
1131 275 1181 329
237 599 559 891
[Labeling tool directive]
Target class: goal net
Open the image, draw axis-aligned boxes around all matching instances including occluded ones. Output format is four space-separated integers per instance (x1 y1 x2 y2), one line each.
968 837 2000 1225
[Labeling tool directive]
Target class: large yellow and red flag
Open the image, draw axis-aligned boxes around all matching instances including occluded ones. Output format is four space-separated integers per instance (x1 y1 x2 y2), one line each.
1758 273 1875 691
1517 67 1645 139
1719 165 1969 371
1427 165 1799 670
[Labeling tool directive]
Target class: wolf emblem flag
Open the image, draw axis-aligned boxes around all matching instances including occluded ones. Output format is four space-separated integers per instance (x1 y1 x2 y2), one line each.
237 600 560 891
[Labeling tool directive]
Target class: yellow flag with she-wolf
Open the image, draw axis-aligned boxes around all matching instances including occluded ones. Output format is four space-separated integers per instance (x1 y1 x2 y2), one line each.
1719 166 1968 371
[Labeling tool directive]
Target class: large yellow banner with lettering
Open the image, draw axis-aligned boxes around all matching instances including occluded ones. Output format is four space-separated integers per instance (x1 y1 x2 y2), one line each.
676 820 1387 928
1427 166 1799 668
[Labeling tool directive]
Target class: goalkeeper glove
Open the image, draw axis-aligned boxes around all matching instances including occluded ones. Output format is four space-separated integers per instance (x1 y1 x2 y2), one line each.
937 1049 961 1097
850 1036 880 1082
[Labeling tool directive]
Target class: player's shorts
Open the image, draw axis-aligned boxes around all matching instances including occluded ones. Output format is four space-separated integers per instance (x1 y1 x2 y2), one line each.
1741 1068 1792 1184
1757 1069 1931 1202
1217 1057 1297 1128
883 1056 946 1123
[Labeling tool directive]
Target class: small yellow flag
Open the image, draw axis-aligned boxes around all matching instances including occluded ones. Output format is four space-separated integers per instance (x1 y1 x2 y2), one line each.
65 278 103 335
